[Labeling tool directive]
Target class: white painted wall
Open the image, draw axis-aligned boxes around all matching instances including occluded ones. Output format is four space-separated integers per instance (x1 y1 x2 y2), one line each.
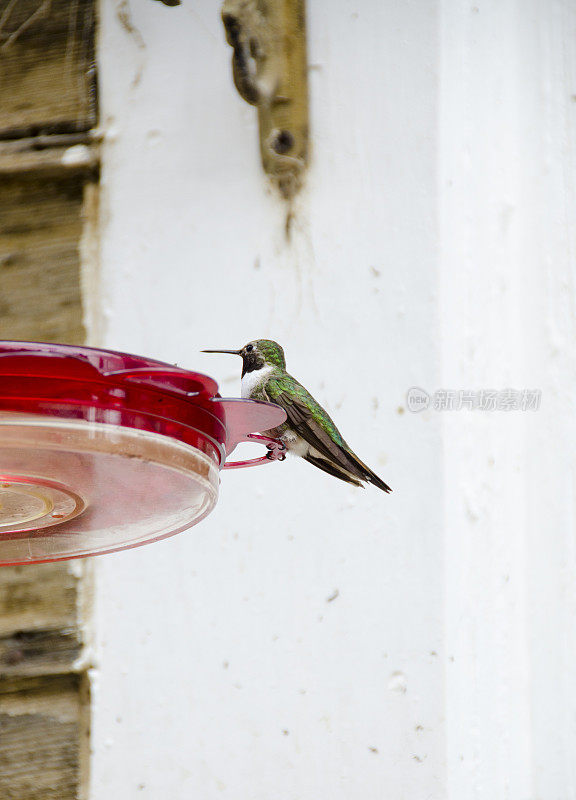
90 1 576 798
440 2 576 796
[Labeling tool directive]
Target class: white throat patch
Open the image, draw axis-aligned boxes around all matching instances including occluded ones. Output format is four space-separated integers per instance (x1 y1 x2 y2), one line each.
241 365 274 398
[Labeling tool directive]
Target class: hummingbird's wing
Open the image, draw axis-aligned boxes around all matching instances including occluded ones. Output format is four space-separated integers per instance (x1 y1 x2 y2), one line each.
264 375 391 493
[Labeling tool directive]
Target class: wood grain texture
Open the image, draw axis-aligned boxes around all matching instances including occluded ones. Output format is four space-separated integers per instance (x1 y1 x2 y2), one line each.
0 564 81 637
0 4 97 795
0 138 100 176
0 674 90 800
0 563 89 679
0 0 97 139
0 171 89 344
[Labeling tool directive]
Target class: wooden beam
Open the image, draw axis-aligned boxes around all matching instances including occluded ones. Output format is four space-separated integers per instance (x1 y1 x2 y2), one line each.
0 0 97 140
0 171 90 344
221 0 309 199
0 674 91 800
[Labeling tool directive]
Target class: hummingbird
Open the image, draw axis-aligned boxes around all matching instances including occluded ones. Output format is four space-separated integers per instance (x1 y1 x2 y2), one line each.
203 339 391 492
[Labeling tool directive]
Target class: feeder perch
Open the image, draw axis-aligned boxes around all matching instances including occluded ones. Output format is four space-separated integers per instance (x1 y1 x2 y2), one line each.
0 341 286 566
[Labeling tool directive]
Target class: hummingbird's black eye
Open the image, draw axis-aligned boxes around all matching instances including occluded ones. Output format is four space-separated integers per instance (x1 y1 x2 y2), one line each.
246 344 254 352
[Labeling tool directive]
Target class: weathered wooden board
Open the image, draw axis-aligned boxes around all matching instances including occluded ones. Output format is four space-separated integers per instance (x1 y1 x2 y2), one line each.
0 564 81 637
0 674 90 800
0 170 89 344
0 4 97 795
0 0 97 139
0 162 94 787
0 563 89 679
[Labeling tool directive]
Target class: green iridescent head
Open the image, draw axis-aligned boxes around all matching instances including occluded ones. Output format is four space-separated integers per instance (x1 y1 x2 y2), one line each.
202 339 286 375
243 339 286 369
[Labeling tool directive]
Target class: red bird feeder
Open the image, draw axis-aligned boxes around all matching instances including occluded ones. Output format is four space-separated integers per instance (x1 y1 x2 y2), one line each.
0 341 286 566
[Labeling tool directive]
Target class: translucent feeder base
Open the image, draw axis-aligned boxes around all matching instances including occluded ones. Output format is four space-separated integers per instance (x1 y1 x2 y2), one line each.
0 415 219 565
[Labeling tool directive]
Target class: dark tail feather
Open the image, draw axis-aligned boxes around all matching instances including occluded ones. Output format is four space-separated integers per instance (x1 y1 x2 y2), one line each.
365 472 392 493
343 450 392 493
305 452 364 488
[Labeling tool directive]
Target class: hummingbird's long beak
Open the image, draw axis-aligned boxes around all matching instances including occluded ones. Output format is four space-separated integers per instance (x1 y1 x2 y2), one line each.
202 349 242 355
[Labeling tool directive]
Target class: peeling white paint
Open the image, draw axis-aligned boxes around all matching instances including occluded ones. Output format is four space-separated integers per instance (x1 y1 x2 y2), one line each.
61 144 91 165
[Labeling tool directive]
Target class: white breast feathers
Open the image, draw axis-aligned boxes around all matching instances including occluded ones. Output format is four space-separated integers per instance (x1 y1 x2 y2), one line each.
241 365 274 398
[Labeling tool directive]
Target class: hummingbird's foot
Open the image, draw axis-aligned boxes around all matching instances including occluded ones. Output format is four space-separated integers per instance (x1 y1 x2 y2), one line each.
265 440 287 461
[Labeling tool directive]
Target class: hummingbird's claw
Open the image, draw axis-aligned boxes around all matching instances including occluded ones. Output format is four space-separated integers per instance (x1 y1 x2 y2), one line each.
265 439 286 460
267 450 286 461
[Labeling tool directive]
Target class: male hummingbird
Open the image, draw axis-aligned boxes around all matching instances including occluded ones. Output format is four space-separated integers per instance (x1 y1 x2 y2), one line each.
203 339 391 492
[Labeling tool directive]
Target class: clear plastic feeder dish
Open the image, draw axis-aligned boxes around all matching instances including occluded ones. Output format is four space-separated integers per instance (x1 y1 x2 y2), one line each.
0 342 286 565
